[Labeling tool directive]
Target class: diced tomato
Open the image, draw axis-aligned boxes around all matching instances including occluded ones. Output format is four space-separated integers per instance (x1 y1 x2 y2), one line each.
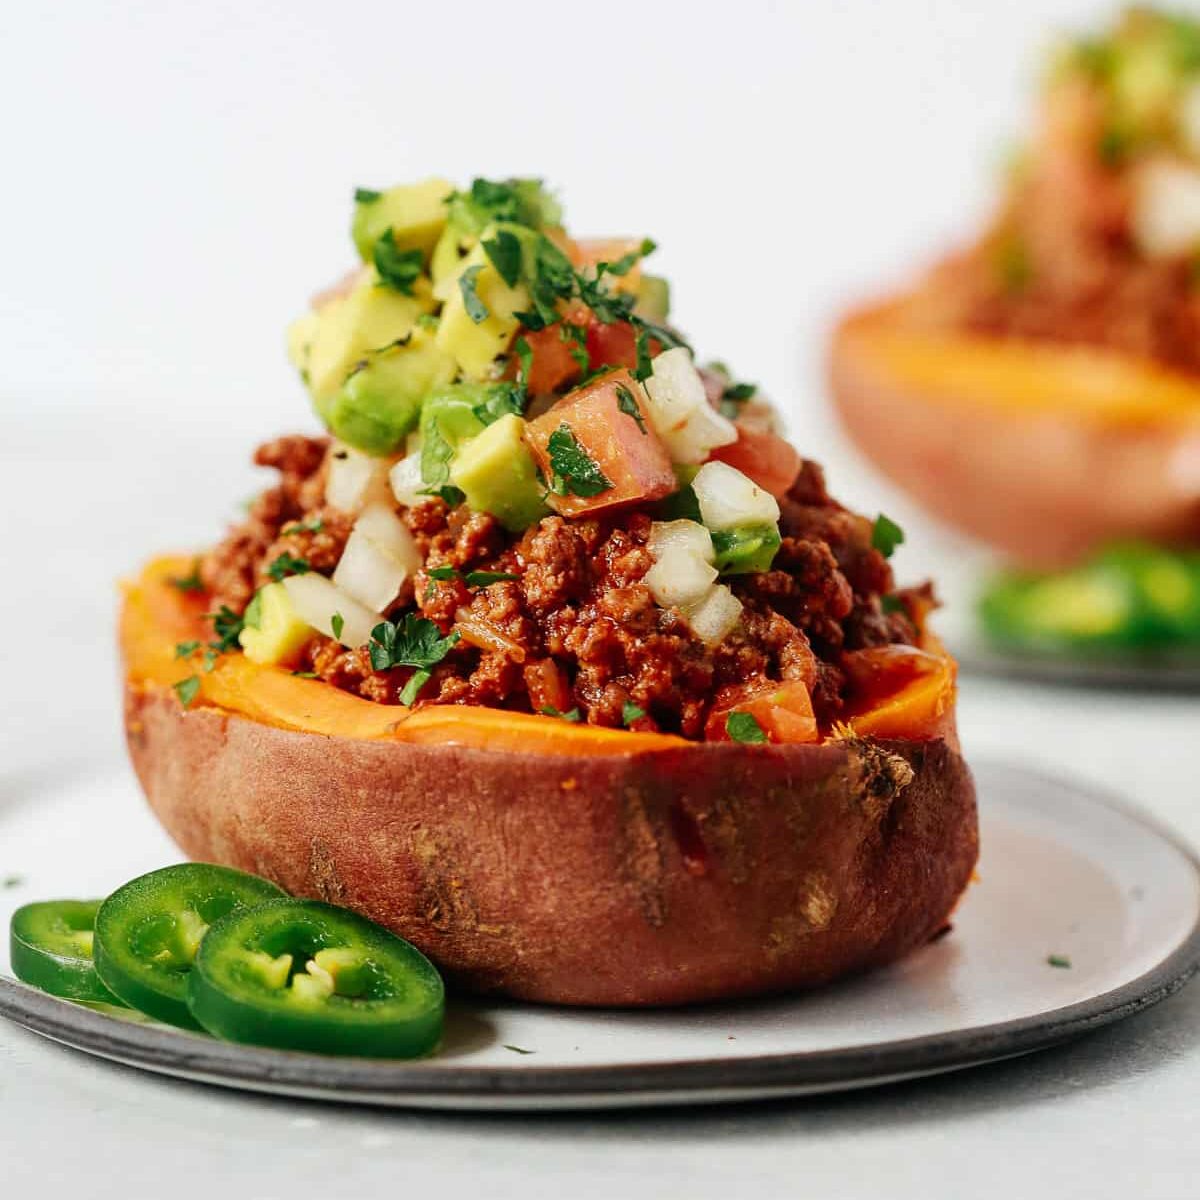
519 306 642 396
525 371 676 518
705 679 819 744
524 658 572 714
521 322 582 395
585 320 639 373
711 424 802 500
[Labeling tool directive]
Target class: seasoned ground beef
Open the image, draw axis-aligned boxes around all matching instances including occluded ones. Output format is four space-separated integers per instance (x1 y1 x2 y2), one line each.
202 439 927 735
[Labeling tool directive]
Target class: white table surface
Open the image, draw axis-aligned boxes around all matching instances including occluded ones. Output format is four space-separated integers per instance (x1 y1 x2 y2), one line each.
1 407 1198 1198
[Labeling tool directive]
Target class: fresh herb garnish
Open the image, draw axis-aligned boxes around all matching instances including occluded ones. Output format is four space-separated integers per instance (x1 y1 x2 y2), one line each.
871 514 905 559
1047 954 1072 969
726 711 767 744
465 570 520 587
541 705 582 722
615 383 648 435
174 640 201 660
291 670 319 679
718 379 757 419
420 485 467 506
331 612 345 641
471 381 526 425
426 566 460 582
513 335 533 391
622 701 646 726
209 605 247 653
374 230 423 295
168 561 204 593
880 594 905 615
482 229 523 288
354 187 382 204
400 669 431 706
458 264 489 324
547 424 612 498
368 614 460 673
173 676 201 707
601 238 656 278
559 321 591 377
267 553 311 582
281 517 325 536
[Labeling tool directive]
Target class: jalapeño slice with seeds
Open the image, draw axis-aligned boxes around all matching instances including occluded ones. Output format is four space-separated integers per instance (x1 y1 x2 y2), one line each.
10 899 124 1005
188 900 445 1058
94 864 285 1029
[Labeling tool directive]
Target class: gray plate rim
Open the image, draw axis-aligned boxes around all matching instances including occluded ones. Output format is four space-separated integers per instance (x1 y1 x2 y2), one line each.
2 762 1199 1107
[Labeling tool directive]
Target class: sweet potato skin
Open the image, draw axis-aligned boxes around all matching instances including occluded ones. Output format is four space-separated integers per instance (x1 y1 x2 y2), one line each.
830 305 1200 567
124 682 978 1007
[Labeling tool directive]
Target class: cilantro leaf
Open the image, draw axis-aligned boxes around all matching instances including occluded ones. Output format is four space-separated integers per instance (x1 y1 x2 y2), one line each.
281 517 324 536
173 676 201 708
168 561 204 593
374 230 423 295
458 264 489 324
871 514 905 559
602 238 656 277
1047 954 1072 969
420 485 466 506
267 553 311 582
471 382 526 426
400 668 432 706
354 187 382 204
426 566 460 582
880 594 905 615
547 425 612 498
331 612 345 641
174 640 200 660
622 701 646 726
559 321 590 376
368 614 460 672
722 382 757 402
725 711 767 744
615 383 648 435
513 335 533 392
541 705 582 722
465 570 520 587
482 229 523 288
209 606 246 653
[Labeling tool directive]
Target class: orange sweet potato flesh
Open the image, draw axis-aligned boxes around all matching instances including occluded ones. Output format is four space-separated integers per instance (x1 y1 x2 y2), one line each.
830 301 1200 566
121 558 977 1006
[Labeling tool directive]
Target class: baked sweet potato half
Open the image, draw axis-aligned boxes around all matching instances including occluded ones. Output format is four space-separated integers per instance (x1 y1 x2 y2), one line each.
830 302 1200 567
122 559 977 1007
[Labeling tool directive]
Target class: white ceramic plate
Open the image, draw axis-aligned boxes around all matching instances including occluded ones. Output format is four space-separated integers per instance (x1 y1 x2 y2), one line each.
1 759 1197 1111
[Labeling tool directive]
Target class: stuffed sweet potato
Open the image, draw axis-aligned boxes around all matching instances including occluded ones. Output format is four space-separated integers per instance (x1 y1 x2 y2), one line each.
831 8 1200 568
122 176 977 1006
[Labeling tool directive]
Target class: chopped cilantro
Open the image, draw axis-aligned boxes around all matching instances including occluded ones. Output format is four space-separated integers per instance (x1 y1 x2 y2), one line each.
871 514 905 559
354 187 382 204
465 570 520 587
719 379 757 418
726 711 767 744
471 381 526 425
173 676 201 707
209 606 246 653
174 640 201 660
331 612 345 641
168 561 204 593
622 701 646 726
880 594 905 615
281 517 324 536
615 383 648 435
547 425 612 498
559 321 591 376
458 264 489 324
482 229 523 288
633 324 655 382
368 614 460 673
420 485 466 506
1047 954 1072 969
267 553 311 582
541 705 582 722
400 668 432 707
513 335 533 391
601 238 656 277
374 230 423 295
427 566 460 582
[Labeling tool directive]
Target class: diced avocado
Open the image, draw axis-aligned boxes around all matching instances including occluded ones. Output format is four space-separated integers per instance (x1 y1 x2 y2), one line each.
351 178 452 263
325 327 456 454
634 274 671 322
419 382 524 489
305 269 434 404
238 583 313 666
446 178 562 238
434 232 532 379
449 413 550 532
430 221 472 289
710 524 782 575
286 311 320 381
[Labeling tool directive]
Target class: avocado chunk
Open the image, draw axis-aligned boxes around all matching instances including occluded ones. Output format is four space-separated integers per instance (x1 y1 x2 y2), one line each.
238 583 313 666
419 381 525 490
434 231 532 379
449 413 550 532
351 178 452 263
634 274 671 322
303 269 434 405
710 523 782 575
326 327 456 455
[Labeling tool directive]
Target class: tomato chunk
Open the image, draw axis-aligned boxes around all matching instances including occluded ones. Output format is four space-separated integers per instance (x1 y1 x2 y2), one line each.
711 424 802 500
705 679 818 744
520 306 642 395
526 371 676 517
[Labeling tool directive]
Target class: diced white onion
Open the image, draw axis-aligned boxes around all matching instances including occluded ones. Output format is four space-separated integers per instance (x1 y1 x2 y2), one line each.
389 434 426 507
1180 82 1200 159
692 460 781 530
333 529 409 612
1131 159 1200 257
353 502 422 574
642 348 737 463
647 519 714 564
643 545 719 611
326 442 391 513
683 585 743 646
281 573 382 648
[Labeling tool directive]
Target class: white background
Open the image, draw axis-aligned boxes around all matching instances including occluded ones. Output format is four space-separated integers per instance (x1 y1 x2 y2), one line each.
4 3 1200 1197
